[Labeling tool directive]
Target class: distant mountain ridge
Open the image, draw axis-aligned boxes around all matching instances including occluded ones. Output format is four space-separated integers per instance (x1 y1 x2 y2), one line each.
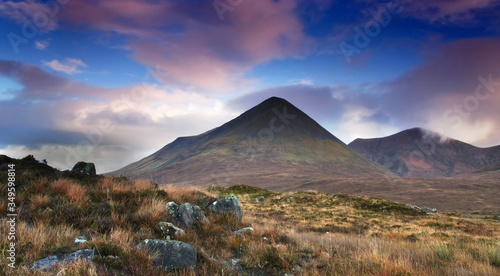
109 97 391 190
348 128 500 178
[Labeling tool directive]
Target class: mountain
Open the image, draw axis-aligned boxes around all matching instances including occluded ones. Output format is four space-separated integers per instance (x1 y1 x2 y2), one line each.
109 97 392 190
348 128 500 178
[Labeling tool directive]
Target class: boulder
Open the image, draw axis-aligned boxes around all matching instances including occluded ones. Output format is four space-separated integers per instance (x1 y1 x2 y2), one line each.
207 195 243 221
155 222 185 240
135 240 196 271
71 162 96 176
256 196 265 202
166 202 208 228
233 227 254 236
29 249 95 271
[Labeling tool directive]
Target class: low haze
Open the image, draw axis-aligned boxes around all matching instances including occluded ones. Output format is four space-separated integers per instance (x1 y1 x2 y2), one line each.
1 0 500 173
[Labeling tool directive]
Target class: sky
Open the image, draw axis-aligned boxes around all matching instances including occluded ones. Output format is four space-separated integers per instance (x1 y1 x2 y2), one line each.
1 0 500 173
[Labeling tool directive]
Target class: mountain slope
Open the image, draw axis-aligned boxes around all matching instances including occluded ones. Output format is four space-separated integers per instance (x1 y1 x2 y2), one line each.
110 97 392 189
348 128 500 177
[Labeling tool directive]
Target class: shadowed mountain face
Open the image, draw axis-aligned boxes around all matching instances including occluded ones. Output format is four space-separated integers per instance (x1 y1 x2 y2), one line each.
348 128 500 178
109 97 391 190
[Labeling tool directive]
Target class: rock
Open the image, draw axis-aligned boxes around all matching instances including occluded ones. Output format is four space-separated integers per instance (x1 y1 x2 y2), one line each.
71 162 96 176
166 202 208 228
207 195 243 221
155 222 185 240
256 196 265 202
233 227 254 236
74 235 89 244
431 208 437 213
135 240 196 272
29 249 95 271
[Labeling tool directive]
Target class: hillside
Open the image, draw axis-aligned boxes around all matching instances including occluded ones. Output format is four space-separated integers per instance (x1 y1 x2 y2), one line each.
109 97 392 189
349 128 500 178
1 158 499 275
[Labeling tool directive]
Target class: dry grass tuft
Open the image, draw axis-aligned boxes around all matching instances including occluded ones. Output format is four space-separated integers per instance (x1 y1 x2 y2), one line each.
29 194 50 208
133 179 156 191
161 184 217 205
135 197 167 229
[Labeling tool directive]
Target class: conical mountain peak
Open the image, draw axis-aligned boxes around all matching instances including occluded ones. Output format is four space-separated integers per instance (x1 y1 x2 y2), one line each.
110 97 390 188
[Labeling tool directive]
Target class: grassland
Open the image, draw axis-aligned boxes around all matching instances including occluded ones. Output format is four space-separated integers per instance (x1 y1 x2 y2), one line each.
0 158 499 275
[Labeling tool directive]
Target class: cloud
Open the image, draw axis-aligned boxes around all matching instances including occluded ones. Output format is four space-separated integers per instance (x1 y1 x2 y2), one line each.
400 0 497 24
34 40 49 50
42 58 87 75
0 0 59 32
0 60 235 172
55 0 313 93
362 37 500 146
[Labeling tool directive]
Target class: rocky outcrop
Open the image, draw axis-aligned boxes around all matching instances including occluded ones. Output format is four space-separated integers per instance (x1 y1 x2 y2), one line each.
155 222 185 240
71 162 96 176
135 240 196 272
207 195 243 221
166 202 208 228
29 249 96 271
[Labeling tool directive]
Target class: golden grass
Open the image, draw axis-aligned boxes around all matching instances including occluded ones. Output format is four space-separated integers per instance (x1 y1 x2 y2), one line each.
133 179 156 191
135 197 167 229
29 194 50 208
50 179 88 208
161 184 217 205
2 177 499 275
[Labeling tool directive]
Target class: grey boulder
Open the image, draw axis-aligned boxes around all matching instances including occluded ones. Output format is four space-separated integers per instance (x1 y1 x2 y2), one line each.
207 195 243 221
135 239 196 271
29 249 95 271
166 202 208 228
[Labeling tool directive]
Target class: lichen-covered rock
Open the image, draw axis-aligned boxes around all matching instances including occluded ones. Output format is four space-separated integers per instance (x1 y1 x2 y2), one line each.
135 240 196 271
155 222 185 240
233 227 253 236
207 195 243 221
71 162 96 176
166 202 208 228
29 249 95 271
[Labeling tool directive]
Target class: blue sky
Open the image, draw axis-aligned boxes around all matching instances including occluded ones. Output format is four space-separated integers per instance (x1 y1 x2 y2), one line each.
1 0 500 173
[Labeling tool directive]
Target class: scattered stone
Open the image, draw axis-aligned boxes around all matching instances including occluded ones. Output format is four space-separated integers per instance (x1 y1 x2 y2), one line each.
207 195 243 221
29 249 95 271
71 162 96 176
382 209 387 213
155 222 185 240
166 202 208 228
135 239 196 272
220 258 241 269
74 235 89 244
432 208 437 213
256 196 265 202
233 227 254 236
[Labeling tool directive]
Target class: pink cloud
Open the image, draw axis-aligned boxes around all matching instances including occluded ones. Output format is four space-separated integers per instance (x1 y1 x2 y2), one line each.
372 37 500 146
57 0 312 93
43 58 87 75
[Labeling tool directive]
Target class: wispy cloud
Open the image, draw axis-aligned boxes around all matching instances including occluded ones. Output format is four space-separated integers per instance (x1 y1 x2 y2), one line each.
34 40 50 50
43 58 87 75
